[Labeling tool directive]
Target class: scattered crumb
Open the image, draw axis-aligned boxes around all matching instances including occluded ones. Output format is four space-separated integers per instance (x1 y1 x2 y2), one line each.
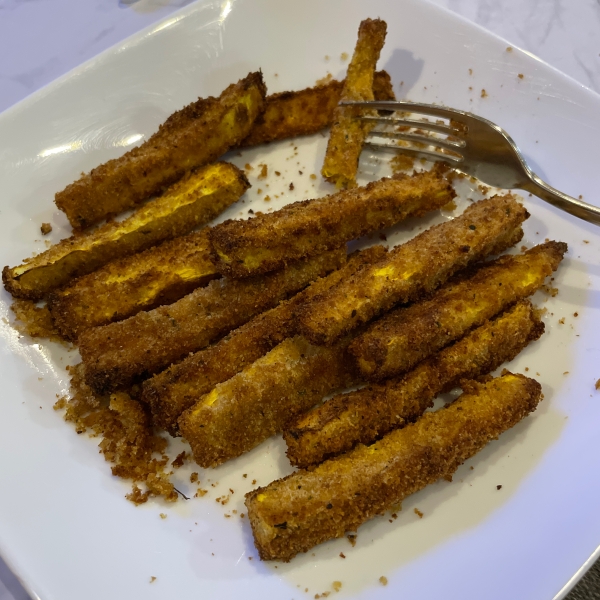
150 576 156 583
340 52 349 61
558 317 565 325
468 68 473 75
190 472 198 483
574 312 579 317
244 163 253 171
275 171 281 176
40 222 52 235
310 174 317 180
595 379 600 390
316 73 333 86
339 552 346 559
583 240 589 244
442 199 457 211
346 533 357 546
160 513 167 519
481 89 488 98
195 489 208 497
506 46 513 52
564 371 569 376
252 479 257 485
332 581 342 592
379 576 388 586
390 153 415 172
171 451 186 468
324 55 329 61
258 164 268 179
518 74 524 80
264 195 271 202
11 299 63 342
240 513 245 518
414 508 424 518
243 473 247 478
497 485 502 490
289 182 295 191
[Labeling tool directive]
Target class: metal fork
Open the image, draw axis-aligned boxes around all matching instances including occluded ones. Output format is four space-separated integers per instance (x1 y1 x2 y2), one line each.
342 100 600 226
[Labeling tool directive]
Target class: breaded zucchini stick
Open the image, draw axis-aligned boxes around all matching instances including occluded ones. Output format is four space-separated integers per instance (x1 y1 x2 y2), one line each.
79 248 346 395
143 246 386 436
246 372 542 561
3 163 247 300
285 300 544 468
55 72 266 229
350 240 567 380
240 70 395 147
210 167 454 278
179 334 357 468
321 19 388 189
298 194 529 346
47 229 217 341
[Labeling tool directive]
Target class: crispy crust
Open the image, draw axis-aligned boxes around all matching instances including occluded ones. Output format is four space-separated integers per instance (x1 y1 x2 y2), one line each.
210 168 455 278
246 372 542 561
47 229 218 341
285 300 545 468
3 163 247 300
322 18 388 189
350 240 567 380
55 72 266 229
179 334 357 468
239 70 395 147
297 194 529 346
143 246 386 436
79 248 346 395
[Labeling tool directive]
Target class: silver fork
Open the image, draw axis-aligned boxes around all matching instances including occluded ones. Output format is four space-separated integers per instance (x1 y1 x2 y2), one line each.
342 100 600 226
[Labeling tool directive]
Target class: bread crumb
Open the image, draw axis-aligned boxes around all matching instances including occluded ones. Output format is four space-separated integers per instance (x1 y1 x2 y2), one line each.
390 153 415 173
244 163 253 171
414 508 424 518
159 513 167 519
468 68 473 75
339 552 346 559
481 89 488 98
595 379 600 390
506 46 513 52
332 581 342 592
258 164 268 179
340 52 349 61
497 485 502 490
379 576 388 586
558 317 565 325
190 472 198 483
310 174 317 180
574 312 579 317
195 488 208 497
252 479 257 485
316 73 333 86
518 74 524 79
171 451 186 468
264 195 271 202
150 576 156 583
40 222 52 235
564 371 569 376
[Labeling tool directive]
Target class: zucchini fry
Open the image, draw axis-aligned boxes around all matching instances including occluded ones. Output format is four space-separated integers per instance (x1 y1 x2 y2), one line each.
210 167 454 278
179 335 357 468
246 372 542 561
143 246 386 435
321 18 387 188
350 240 567 380
240 70 394 147
285 300 544 468
3 162 247 300
297 194 529 346
47 229 217 341
55 72 266 229
79 247 346 395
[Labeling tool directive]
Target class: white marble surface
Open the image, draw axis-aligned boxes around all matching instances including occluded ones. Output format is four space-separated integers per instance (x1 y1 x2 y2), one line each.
0 1 599 599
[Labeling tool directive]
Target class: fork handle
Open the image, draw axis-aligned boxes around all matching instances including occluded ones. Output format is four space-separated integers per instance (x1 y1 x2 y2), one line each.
522 173 600 226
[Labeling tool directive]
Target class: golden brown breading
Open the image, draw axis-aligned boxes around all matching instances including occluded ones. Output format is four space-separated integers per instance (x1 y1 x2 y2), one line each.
179 334 357 468
350 240 567 380
322 18 388 189
79 248 346 395
297 194 529 346
47 229 218 341
246 372 542 561
55 72 266 229
143 246 386 436
3 163 247 301
239 70 394 147
285 300 544 468
210 168 455 278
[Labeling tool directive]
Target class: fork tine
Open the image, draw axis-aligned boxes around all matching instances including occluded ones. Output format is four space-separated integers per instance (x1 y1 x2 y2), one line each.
361 115 458 136
365 141 463 163
369 129 466 150
341 100 470 124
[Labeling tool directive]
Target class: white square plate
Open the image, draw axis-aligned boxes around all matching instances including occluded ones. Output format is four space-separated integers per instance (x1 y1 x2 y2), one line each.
1 1 599 599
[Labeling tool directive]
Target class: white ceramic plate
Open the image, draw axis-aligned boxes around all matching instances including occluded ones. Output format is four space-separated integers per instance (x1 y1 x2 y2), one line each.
1 1 599 599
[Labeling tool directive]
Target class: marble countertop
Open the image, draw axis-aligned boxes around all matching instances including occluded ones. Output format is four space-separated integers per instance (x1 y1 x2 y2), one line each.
0 1 599 599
